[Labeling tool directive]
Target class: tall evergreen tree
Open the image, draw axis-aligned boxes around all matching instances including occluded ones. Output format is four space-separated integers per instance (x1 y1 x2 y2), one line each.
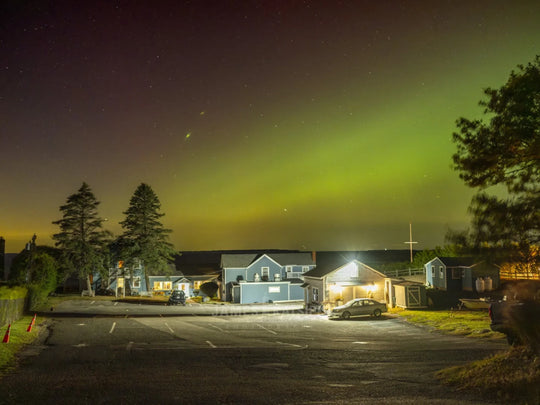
451 56 540 273
52 182 110 295
119 183 176 286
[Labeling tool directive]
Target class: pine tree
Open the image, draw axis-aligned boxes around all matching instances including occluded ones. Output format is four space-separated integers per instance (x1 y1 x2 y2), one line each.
52 182 110 295
119 183 176 287
451 56 540 272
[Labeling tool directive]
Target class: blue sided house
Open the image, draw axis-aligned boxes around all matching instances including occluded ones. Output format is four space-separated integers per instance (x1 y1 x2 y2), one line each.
221 252 316 304
424 256 499 293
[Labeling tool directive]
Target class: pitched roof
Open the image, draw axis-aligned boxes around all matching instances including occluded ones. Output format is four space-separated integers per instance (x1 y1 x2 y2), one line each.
305 250 413 278
304 259 386 279
437 257 478 267
221 254 258 268
221 252 314 268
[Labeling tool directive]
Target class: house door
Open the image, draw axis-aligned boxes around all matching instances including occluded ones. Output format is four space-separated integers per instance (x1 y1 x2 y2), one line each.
406 286 421 307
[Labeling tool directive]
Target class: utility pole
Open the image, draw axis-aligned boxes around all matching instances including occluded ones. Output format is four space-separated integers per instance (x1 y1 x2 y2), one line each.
403 223 418 263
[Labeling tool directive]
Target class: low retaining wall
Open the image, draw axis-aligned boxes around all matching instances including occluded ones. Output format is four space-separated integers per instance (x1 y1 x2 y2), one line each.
0 287 28 327
0 298 26 327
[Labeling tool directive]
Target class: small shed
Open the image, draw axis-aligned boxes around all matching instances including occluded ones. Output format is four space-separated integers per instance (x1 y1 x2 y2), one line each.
393 281 427 309
385 278 427 309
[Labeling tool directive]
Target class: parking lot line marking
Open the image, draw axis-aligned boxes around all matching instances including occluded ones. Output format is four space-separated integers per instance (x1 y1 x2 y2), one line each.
206 340 217 348
211 324 225 332
90 301 95 305
109 322 116 334
114 302 118 306
164 323 174 334
257 324 277 335
275 341 303 348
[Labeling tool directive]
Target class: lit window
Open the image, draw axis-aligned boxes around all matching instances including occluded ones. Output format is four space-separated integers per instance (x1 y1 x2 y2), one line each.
439 266 444 278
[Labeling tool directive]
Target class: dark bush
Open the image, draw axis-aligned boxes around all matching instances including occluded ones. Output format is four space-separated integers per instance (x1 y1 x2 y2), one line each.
199 281 218 298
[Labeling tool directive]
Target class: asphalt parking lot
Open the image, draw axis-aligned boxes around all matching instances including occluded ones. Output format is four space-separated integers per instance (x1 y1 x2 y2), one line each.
1 301 508 404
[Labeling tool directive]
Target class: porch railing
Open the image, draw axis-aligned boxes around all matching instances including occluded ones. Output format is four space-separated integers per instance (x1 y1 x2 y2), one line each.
382 268 425 278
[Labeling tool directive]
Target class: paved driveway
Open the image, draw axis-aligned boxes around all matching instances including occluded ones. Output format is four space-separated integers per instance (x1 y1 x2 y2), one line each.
1 302 507 404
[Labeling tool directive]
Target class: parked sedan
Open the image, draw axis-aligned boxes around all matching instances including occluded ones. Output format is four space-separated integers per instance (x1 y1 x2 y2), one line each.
328 298 387 320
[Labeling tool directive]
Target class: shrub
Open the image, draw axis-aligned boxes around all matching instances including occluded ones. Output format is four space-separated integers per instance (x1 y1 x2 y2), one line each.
200 282 218 298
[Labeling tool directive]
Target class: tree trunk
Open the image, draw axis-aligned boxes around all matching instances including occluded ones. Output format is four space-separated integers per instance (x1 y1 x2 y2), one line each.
86 274 94 297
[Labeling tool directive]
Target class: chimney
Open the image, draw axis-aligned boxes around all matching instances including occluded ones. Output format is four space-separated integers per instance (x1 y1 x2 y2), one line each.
311 251 316 263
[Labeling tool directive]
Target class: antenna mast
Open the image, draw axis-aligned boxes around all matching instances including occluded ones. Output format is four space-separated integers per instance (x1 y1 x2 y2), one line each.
403 222 418 263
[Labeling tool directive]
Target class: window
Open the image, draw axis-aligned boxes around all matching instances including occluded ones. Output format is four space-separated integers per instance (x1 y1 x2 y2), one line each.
261 267 269 277
193 281 202 289
153 281 172 290
286 266 310 279
268 286 280 293
133 277 140 288
439 266 444 279
431 266 435 277
312 287 319 302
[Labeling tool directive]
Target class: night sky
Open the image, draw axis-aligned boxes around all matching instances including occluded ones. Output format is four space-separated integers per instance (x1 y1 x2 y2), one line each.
2 1 540 253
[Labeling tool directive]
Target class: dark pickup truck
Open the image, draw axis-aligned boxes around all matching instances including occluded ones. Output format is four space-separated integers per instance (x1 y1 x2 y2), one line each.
489 281 540 347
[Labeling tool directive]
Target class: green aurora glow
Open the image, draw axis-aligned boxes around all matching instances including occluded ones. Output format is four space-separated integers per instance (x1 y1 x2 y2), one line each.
2 1 540 252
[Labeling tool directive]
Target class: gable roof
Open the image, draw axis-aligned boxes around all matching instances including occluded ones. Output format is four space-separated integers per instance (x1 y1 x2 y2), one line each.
304 259 386 280
305 250 412 278
221 254 258 268
221 252 314 268
433 257 479 268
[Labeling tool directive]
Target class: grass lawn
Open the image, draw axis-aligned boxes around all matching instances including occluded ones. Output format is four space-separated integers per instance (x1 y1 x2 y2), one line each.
436 346 540 403
0 315 43 376
391 307 505 340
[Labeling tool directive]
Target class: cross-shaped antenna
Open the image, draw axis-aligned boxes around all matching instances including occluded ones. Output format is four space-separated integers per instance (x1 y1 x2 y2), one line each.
403 222 418 263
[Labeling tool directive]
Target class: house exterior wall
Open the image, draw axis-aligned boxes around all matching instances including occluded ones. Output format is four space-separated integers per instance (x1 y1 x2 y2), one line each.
223 254 315 302
303 277 325 304
445 267 462 292
304 261 386 308
239 282 290 304
425 258 446 290
246 256 282 281
224 268 248 284
289 284 304 300
107 267 148 294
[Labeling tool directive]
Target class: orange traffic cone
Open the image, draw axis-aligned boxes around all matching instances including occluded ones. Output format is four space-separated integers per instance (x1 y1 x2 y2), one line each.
27 316 35 332
2 324 11 343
